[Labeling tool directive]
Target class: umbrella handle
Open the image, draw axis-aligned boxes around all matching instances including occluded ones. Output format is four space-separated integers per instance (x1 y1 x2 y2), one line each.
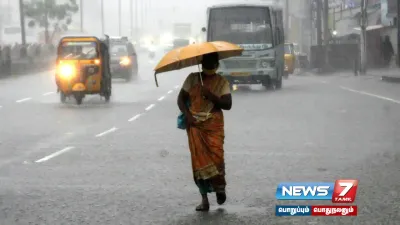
154 72 159 87
197 64 203 86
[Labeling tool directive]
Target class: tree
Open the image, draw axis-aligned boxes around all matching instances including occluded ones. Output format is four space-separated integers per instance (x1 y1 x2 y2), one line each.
24 0 79 44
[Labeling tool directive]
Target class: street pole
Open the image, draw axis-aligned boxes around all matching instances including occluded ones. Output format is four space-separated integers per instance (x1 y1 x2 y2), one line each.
360 0 367 74
101 0 104 35
130 0 133 39
135 0 139 41
118 0 121 36
316 0 322 46
285 0 289 41
18 0 26 45
141 0 144 30
323 0 329 69
316 0 323 70
397 0 400 66
80 0 83 32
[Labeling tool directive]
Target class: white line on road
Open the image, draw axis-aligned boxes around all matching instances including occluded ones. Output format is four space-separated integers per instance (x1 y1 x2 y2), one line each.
95 127 118 137
340 86 400 104
320 80 328 84
145 104 155 111
128 114 141 122
158 96 165 101
35 146 75 163
16 97 32 103
43 92 54 96
167 90 173 94
174 85 180 89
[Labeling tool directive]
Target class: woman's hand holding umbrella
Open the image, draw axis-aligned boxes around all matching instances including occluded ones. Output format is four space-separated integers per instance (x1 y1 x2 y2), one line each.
201 86 217 101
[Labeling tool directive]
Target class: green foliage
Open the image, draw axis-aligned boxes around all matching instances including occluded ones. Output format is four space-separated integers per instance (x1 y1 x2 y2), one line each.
24 0 79 32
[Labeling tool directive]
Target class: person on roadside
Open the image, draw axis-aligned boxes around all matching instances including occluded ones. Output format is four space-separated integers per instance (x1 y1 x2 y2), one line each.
177 52 232 211
382 35 394 67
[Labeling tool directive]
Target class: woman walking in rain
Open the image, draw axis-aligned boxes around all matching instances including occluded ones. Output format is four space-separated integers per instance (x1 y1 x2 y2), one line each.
177 52 232 211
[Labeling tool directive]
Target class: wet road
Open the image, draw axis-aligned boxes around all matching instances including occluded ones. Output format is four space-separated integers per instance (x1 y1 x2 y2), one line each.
1 59 400 225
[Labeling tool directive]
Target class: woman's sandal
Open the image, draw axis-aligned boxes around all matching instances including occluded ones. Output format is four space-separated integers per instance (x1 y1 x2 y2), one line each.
195 203 210 211
216 192 226 205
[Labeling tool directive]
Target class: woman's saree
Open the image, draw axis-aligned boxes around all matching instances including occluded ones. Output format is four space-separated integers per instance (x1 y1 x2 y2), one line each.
186 74 229 194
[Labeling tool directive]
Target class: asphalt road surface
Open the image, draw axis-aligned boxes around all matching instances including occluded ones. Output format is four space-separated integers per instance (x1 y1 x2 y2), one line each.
1 56 400 225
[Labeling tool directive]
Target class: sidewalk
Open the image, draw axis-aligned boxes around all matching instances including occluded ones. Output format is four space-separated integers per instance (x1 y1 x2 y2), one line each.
367 68 400 83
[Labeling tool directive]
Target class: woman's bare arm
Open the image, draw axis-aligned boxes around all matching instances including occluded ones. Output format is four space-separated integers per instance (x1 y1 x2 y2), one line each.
177 89 192 115
204 91 232 110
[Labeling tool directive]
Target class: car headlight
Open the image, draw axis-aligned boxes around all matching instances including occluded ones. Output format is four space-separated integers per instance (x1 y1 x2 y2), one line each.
120 57 131 66
58 64 75 79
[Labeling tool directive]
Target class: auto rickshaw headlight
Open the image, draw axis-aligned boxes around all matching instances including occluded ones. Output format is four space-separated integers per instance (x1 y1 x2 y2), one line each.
120 57 131 66
58 64 75 78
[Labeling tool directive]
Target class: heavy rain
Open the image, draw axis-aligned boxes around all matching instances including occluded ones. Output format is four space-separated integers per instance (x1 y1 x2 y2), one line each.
0 0 399 224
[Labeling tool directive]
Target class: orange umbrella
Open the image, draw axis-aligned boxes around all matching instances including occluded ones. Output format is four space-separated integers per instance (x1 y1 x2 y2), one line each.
154 41 243 87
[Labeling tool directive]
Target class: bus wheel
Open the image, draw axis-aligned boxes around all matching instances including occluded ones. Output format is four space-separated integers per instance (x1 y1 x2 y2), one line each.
275 74 282 90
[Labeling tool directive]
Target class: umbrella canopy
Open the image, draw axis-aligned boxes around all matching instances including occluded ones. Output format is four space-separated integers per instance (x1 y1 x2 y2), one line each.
153 41 243 87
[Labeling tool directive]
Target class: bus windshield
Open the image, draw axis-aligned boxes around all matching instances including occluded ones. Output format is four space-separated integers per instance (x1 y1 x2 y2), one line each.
208 7 273 50
173 39 189 48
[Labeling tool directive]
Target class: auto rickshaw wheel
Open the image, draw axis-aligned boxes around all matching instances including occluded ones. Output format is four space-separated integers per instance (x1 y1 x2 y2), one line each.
60 92 67 103
74 92 84 105
284 71 289 79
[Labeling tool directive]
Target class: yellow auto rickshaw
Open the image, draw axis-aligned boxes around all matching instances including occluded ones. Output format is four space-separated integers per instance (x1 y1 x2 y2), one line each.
55 36 112 105
284 43 296 78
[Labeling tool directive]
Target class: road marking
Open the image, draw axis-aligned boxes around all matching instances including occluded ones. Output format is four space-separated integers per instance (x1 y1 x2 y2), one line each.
167 90 173 94
320 80 328 84
145 104 155 111
95 127 118 137
35 146 75 163
340 86 400 104
43 92 54 96
174 85 180 89
158 96 165 101
16 97 32 103
128 114 141 122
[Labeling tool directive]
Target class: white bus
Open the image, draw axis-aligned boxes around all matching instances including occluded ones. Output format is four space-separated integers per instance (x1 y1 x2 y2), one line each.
203 3 285 89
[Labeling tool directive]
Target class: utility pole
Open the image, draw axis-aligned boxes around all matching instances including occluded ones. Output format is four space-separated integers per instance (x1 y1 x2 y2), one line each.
285 0 289 41
101 0 104 34
315 0 323 70
397 0 400 66
135 0 139 41
360 0 367 74
323 0 329 69
18 0 26 45
130 0 133 38
80 0 83 32
118 0 122 36
316 0 322 47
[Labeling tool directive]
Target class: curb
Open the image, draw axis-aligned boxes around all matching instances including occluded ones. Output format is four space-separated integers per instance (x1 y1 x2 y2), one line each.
381 75 400 83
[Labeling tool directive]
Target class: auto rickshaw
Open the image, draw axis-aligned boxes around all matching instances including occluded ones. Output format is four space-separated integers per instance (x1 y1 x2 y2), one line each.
55 36 112 105
284 43 296 78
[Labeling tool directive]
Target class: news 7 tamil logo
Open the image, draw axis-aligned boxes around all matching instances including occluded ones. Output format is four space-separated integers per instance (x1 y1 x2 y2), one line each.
275 180 358 203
